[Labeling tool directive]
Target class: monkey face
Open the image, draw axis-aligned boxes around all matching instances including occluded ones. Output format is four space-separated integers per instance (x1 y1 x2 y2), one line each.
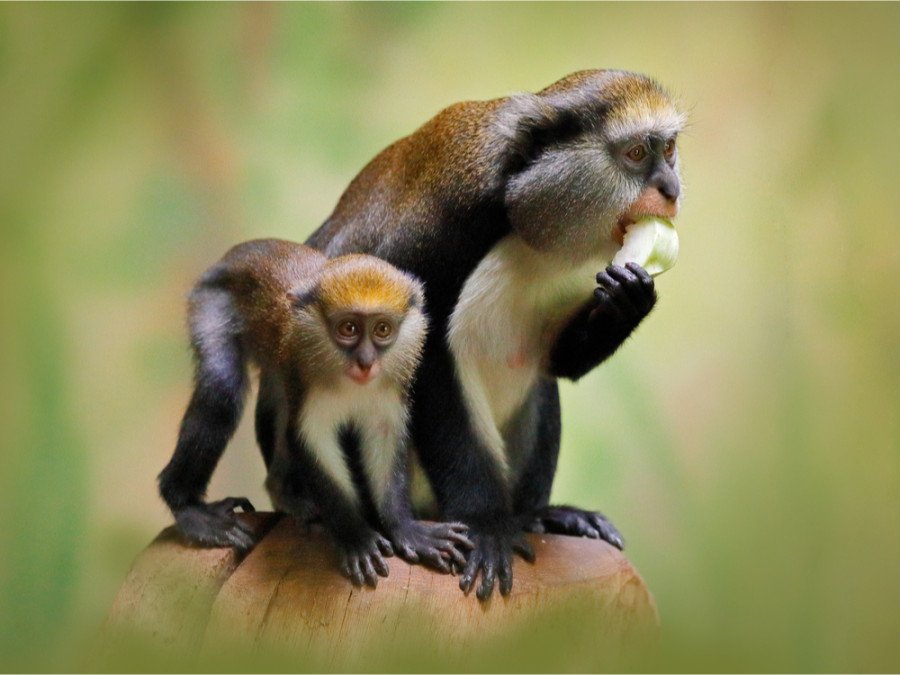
331 312 398 385
500 70 684 262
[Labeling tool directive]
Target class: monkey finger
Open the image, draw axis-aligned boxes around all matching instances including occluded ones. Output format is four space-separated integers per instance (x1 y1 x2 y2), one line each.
594 279 634 318
498 556 513 597
398 543 419 562
459 553 482 594
608 265 655 307
371 551 390 578
437 527 475 550
376 535 394 557
360 555 380 587
512 537 535 563
476 565 496 601
225 526 256 552
597 270 640 318
624 262 655 290
441 542 470 569
341 557 364 587
595 271 622 295
606 265 644 301
421 549 451 574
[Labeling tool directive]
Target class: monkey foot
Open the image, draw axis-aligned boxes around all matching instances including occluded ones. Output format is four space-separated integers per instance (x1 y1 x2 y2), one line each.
457 526 535 601
390 521 473 573
174 497 257 551
338 531 394 588
525 505 624 550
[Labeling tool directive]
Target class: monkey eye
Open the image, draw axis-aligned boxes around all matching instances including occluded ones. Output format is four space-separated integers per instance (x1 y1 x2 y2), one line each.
663 138 676 159
373 321 393 341
625 144 647 163
336 320 359 340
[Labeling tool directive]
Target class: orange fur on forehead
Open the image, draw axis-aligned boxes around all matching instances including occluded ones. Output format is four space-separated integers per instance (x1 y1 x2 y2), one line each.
317 254 418 312
603 72 684 137
538 69 684 138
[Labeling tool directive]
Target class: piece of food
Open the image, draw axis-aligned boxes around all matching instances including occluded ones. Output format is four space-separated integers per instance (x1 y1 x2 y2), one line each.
612 216 679 277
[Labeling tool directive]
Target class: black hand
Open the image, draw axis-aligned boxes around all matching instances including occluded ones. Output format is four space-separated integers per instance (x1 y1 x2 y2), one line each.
458 528 534 601
593 262 656 325
391 521 473 573
338 531 394 588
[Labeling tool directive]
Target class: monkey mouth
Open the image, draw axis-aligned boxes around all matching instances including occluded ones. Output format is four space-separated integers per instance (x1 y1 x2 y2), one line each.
346 363 380 385
616 201 678 246
614 216 633 246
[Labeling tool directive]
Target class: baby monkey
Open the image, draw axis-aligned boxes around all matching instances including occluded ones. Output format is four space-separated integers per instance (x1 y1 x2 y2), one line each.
158 239 471 587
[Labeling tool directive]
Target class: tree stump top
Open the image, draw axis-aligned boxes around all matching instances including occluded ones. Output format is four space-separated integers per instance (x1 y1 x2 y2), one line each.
93 513 658 671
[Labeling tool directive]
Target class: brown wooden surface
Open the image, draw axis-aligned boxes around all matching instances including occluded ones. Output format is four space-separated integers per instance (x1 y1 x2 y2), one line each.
92 512 658 671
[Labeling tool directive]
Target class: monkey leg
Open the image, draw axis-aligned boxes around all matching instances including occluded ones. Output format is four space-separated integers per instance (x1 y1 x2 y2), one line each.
281 436 395 588
254 372 281 470
158 284 255 550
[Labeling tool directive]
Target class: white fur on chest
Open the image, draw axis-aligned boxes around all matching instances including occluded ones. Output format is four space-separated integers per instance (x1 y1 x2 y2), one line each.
297 378 406 509
447 235 615 473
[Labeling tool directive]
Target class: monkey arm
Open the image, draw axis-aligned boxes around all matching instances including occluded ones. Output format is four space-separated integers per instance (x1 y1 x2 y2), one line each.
409 349 533 599
282 431 394 588
510 379 561 517
547 263 657 381
377 452 473 573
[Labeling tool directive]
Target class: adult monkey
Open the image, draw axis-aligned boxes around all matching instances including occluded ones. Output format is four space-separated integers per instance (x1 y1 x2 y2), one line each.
307 69 684 600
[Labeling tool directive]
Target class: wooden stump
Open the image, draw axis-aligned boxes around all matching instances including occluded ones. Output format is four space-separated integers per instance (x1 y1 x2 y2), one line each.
92 513 658 672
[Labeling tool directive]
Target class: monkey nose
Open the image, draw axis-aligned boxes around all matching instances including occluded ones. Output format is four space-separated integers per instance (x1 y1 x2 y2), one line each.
654 173 680 202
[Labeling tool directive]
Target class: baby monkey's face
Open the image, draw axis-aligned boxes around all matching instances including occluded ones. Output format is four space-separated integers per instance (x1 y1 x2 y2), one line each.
330 311 401 385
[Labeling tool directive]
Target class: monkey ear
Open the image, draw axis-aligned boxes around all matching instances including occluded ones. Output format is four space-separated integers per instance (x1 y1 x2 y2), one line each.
288 280 318 309
494 93 581 175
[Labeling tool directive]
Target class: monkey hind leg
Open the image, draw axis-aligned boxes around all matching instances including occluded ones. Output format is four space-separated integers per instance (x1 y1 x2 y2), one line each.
525 505 624 550
159 285 256 549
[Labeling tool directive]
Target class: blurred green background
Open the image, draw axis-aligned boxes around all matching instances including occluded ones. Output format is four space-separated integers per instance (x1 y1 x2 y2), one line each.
1 2 899 672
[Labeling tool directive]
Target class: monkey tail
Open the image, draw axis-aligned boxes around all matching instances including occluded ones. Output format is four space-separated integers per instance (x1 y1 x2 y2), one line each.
158 282 249 511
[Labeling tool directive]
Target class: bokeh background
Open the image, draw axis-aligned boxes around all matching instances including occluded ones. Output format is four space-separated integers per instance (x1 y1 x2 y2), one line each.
2 2 899 672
